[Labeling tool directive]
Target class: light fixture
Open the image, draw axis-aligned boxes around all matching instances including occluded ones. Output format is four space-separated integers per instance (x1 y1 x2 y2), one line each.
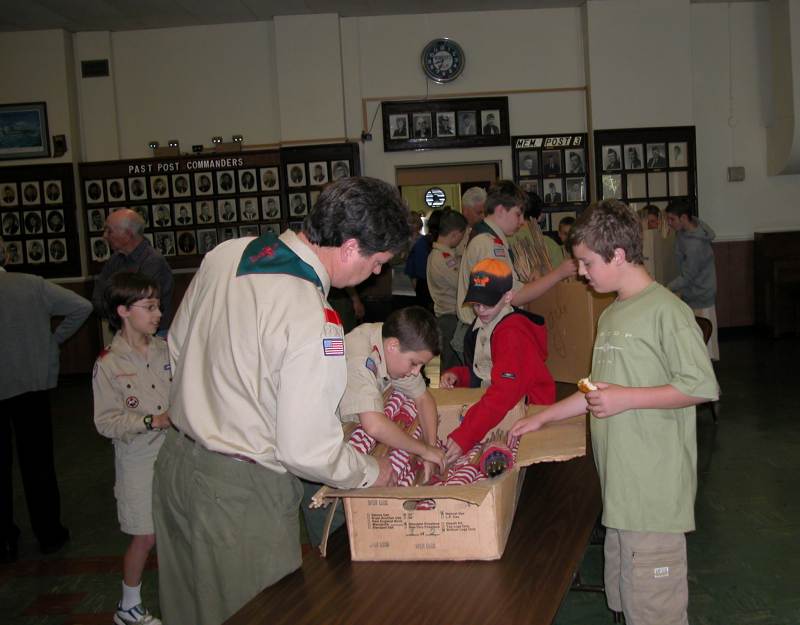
232 134 243 143
168 139 179 148
212 136 223 144
148 141 159 149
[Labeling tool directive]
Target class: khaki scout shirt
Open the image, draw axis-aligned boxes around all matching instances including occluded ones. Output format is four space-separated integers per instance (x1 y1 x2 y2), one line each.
168 231 378 489
471 305 514 386
426 242 461 317
92 334 171 444
456 218 522 323
338 323 427 423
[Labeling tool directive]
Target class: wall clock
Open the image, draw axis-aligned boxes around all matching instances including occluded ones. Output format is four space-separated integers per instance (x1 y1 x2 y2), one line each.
421 38 465 83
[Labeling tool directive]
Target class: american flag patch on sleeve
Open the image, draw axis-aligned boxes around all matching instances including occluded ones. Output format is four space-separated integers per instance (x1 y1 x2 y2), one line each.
322 337 345 356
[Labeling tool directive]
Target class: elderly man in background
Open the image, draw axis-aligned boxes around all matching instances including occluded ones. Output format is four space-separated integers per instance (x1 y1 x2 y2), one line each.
456 186 487 255
0 236 92 562
91 208 174 336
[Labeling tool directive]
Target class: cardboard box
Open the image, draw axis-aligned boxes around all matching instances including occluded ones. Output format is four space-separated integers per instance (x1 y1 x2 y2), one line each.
526 280 614 383
320 388 586 561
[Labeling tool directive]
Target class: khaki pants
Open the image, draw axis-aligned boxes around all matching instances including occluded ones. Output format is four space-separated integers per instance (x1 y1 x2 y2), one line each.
604 528 689 625
153 429 303 625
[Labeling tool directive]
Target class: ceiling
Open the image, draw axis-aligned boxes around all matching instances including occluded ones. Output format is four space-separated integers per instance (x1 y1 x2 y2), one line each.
0 0 590 33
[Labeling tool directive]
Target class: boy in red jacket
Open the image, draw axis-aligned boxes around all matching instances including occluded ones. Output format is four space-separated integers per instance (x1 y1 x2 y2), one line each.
440 258 555 463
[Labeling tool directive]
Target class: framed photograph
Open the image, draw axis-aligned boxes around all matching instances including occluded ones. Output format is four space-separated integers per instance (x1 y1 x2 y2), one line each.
239 197 259 221
542 150 562 176
310 190 320 209
48 238 67 263
287 163 306 188
239 225 259 237
85 180 104 204
176 230 197 256
90 236 110 261
565 177 586 203
152 203 172 228
261 223 280 236
0 182 18 206
457 111 478 136
108 205 125 214
261 196 281 220
26 239 45 264
603 146 622 171
150 175 169 199
289 192 308 217
289 220 303 233
519 180 540 195
1 212 20 236
143 233 153 246
21 181 40 206
481 110 501 136
5 240 23 264
602 174 622 199
105 178 125 202
45 209 65 233
196 200 215 224
669 142 688 167
436 112 456 137
132 204 150 227
646 143 667 169
128 177 147 200
238 169 257 193
626 173 647 198
194 172 214 196
218 226 237 242
43 180 62 204
216 170 236 194
518 151 539 176
87 208 106 232
23 210 43 234
624 144 643 170
669 171 689 196
647 172 667 196
330 160 350 181
309 162 328 185
259 167 279 191
154 232 176 257
172 173 191 197
174 202 193 226
565 149 586 175
389 114 409 139
217 199 237 223
412 113 433 139
0 102 50 160
543 179 563 204
550 210 577 234
197 229 218 254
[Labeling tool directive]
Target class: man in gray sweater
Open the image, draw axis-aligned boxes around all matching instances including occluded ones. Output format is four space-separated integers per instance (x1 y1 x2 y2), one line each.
0 237 93 561
666 200 719 360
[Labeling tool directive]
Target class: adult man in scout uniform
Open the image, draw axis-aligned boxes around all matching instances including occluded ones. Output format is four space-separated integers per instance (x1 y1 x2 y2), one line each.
153 177 410 625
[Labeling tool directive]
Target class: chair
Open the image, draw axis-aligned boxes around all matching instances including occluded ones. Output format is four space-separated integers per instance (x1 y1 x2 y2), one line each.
694 316 718 423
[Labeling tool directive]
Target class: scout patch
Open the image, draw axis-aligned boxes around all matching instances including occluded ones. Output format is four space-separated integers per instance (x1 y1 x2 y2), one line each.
493 247 507 258
324 308 342 326
446 257 458 268
322 337 344 356
365 357 378 375
500 372 517 379
125 396 139 409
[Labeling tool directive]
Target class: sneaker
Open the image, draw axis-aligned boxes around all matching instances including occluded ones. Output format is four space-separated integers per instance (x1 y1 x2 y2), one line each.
113 603 162 625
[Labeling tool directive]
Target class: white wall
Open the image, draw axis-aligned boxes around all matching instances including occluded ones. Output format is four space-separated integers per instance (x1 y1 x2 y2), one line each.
692 2 800 239
74 31 119 162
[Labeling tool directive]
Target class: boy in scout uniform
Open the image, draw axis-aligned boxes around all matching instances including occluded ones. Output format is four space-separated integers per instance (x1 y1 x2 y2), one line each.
93 273 171 625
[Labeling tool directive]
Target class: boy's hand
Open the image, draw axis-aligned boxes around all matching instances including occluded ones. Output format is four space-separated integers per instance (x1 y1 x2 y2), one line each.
152 411 171 430
373 457 397 487
507 412 548 445
585 382 628 418
557 258 578 280
444 437 463 464
439 371 459 389
419 444 446 481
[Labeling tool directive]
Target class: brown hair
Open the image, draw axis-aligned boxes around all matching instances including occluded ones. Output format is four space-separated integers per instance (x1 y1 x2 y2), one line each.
485 180 527 216
568 200 644 264
382 306 440 356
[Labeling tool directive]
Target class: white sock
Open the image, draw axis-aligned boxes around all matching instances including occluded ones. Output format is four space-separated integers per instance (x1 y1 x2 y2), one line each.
121 581 142 611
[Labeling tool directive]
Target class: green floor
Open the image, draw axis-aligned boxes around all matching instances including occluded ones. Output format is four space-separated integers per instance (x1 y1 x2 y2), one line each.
2 330 798 624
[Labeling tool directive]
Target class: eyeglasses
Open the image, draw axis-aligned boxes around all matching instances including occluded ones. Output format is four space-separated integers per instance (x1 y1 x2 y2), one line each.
130 303 161 313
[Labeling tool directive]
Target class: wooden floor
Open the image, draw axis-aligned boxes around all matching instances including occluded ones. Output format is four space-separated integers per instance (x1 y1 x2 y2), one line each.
226 426 601 625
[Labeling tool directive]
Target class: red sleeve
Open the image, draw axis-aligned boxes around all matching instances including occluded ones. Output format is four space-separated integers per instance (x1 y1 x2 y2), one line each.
443 366 471 388
448 321 529 452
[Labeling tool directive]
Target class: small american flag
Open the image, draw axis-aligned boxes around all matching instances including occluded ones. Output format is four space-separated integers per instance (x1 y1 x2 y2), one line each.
322 337 344 356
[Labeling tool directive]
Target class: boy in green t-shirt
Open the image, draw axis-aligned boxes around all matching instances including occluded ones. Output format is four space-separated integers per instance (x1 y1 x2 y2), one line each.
510 200 718 625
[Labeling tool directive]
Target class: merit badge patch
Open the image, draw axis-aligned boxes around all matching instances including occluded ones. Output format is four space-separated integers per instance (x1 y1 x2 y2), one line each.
322 338 344 356
125 396 140 409
493 247 507 258
365 357 378 375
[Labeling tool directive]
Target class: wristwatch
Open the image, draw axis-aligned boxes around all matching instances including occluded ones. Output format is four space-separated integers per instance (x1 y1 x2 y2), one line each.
143 414 154 431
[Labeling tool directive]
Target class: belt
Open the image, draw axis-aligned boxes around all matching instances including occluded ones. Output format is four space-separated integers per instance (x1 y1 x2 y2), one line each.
171 425 257 465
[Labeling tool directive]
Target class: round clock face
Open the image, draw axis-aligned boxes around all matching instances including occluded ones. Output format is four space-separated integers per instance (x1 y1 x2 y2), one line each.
425 187 447 208
421 38 465 83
